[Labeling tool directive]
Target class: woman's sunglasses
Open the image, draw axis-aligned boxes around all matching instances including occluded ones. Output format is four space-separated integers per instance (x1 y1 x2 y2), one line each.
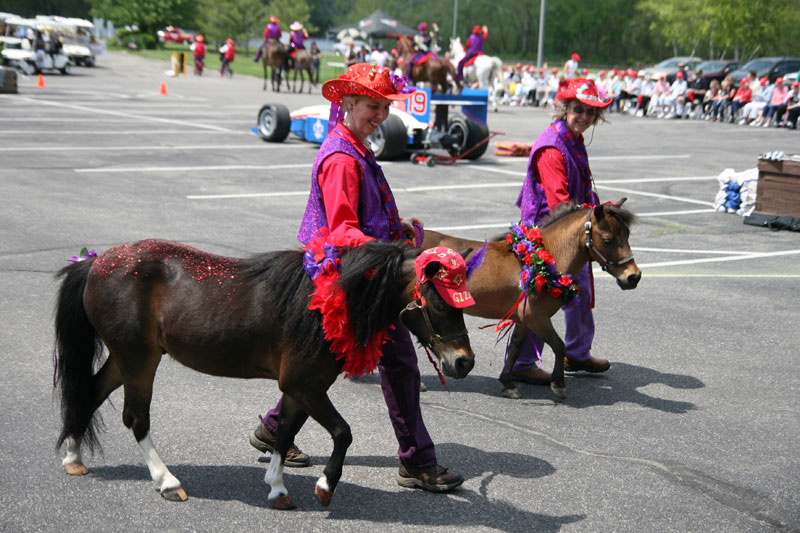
570 104 597 117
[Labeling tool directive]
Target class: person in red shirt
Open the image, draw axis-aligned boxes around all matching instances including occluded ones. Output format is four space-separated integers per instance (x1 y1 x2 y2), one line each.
724 78 753 123
190 34 205 75
250 63 467 493
513 78 613 385
219 38 235 77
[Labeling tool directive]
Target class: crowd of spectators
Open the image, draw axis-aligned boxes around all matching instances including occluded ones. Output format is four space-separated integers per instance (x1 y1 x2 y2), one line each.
500 61 800 130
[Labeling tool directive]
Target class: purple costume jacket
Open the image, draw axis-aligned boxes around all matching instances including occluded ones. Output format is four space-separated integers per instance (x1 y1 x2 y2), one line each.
298 130 402 244
513 119 597 369
465 33 485 56
289 30 305 50
268 127 437 468
265 23 281 40
516 120 597 224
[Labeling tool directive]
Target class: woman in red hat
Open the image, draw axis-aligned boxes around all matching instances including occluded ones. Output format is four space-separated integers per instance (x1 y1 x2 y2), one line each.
190 35 205 75
563 52 580 79
250 63 465 493
456 24 488 81
219 38 235 77
512 78 613 385
254 15 282 62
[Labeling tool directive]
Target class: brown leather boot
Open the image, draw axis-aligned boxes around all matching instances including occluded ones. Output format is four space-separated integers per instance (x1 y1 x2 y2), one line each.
397 464 464 492
249 421 310 467
564 356 610 373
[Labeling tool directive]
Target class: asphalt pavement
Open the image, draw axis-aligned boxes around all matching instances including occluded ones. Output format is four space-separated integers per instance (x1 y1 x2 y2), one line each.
1 52 799 532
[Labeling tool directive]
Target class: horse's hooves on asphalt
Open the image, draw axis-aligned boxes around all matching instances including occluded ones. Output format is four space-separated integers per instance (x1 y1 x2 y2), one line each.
270 494 297 510
502 387 521 399
550 383 566 400
161 486 188 501
64 462 89 476
314 485 333 506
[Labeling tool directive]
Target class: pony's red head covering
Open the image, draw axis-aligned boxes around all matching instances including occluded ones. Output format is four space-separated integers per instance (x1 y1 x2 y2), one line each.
416 247 474 308
322 63 414 105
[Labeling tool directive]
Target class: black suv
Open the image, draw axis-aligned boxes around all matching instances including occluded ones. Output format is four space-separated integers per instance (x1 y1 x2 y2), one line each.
729 57 800 83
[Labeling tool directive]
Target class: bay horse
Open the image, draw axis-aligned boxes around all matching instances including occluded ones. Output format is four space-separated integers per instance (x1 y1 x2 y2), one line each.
396 35 461 94
423 200 641 400
448 37 505 111
262 42 286 91
54 239 475 508
286 48 316 94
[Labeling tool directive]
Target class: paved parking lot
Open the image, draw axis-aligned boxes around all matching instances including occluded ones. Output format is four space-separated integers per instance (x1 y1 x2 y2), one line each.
1 53 799 532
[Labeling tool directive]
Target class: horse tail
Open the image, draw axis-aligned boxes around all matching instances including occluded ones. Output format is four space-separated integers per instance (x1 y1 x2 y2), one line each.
54 258 104 452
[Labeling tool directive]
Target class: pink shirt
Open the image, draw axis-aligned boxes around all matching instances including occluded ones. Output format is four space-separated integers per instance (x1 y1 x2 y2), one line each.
770 85 789 106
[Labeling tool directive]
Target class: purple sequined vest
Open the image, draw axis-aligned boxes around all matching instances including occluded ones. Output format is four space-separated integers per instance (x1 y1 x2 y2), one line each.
515 120 595 224
298 132 401 244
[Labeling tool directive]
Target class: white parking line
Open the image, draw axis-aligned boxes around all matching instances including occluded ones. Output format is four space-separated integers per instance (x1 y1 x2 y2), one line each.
637 249 800 268
596 185 715 206
76 163 312 173
3 144 300 152
3 95 241 133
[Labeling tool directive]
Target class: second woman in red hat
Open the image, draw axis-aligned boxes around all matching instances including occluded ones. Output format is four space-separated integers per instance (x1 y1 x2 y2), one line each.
513 78 613 385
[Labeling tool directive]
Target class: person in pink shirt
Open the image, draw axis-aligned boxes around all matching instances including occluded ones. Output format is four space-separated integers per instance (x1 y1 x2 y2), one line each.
761 77 790 127
724 78 753 123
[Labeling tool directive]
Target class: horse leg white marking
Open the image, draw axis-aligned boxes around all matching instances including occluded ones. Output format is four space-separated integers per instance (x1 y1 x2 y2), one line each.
62 437 88 475
263 452 288 500
138 433 186 500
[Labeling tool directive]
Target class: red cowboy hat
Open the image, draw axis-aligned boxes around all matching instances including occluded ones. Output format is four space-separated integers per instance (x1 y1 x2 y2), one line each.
556 78 612 108
416 247 474 309
472 25 482 34
322 63 414 105
418 21 428 31
551 67 558 74
196 35 204 42
269 15 279 24
676 71 684 78
571 53 581 61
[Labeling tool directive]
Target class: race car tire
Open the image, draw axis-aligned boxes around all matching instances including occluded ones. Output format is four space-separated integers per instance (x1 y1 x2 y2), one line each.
369 114 407 160
446 115 490 160
257 103 291 142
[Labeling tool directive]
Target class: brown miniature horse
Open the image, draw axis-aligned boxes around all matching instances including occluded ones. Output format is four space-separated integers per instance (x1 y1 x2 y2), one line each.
262 42 286 91
286 49 316 94
396 36 461 94
423 200 641 400
54 240 474 509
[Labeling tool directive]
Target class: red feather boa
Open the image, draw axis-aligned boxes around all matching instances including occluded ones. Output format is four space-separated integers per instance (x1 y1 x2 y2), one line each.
304 230 388 378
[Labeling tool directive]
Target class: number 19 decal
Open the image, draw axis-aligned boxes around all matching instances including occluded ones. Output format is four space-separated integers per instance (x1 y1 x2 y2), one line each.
409 91 428 115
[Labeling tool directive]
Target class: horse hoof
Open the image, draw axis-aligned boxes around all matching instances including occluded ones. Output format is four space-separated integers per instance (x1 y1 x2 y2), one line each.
270 494 297 510
64 462 88 476
502 387 521 399
161 486 188 501
314 485 333 506
550 382 566 400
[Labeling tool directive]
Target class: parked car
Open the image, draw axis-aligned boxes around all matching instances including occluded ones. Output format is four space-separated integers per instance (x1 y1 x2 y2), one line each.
729 57 800 84
695 59 739 82
156 26 194 45
640 56 703 83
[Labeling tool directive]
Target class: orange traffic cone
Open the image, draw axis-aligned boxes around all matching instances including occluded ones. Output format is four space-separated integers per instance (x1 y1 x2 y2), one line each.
37 74 46 88
158 82 168 96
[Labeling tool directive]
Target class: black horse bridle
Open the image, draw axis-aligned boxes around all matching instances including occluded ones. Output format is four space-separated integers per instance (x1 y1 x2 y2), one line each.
398 289 468 348
584 208 635 272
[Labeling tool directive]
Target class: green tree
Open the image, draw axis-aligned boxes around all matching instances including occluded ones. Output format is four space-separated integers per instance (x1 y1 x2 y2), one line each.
195 0 266 53
86 0 197 34
266 0 317 34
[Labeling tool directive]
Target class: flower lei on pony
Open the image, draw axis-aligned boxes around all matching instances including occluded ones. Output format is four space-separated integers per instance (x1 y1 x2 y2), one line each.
496 222 579 331
302 228 387 378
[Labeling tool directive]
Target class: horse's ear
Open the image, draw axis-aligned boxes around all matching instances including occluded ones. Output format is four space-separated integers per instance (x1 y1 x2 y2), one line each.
617 197 628 207
459 248 473 260
594 203 605 221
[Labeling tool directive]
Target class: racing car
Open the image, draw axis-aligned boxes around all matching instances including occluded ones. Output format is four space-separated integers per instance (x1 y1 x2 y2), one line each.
256 87 492 163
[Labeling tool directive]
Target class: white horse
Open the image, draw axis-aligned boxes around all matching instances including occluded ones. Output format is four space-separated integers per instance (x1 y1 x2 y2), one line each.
449 37 505 112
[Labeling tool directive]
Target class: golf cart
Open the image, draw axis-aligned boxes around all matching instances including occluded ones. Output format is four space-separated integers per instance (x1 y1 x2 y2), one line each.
1 17 71 75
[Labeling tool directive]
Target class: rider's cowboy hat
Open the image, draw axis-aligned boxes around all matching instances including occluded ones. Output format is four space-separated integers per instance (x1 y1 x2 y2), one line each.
290 21 303 31
269 15 279 24
322 63 414 105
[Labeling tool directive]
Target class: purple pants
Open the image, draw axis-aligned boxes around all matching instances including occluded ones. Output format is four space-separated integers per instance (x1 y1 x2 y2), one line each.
512 263 594 371
261 322 437 467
